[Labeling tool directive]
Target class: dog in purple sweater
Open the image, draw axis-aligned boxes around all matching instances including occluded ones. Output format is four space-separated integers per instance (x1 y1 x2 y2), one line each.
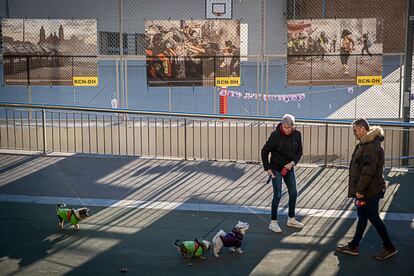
212 221 249 257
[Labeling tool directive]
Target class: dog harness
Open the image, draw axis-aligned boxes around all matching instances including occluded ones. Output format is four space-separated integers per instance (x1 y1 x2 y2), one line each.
179 240 206 257
220 228 243 248
57 208 80 225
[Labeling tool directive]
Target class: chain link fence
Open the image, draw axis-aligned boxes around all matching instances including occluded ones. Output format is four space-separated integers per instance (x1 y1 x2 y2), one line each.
0 0 413 120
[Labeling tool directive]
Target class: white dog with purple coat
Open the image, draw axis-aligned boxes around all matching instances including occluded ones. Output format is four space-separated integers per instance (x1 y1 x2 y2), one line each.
212 221 249 257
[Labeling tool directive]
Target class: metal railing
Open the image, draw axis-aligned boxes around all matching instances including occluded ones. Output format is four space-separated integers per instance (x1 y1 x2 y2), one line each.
1 103 413 168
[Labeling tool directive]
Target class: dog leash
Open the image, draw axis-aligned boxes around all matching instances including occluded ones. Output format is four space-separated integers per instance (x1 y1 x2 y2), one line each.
201 215 230 239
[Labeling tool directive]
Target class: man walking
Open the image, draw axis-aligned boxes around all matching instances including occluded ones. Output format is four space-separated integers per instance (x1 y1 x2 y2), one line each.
336 119 397 260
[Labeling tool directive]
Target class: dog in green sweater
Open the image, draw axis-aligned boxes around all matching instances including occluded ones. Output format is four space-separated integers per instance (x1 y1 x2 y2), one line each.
56 203 90 230
174 239 212 259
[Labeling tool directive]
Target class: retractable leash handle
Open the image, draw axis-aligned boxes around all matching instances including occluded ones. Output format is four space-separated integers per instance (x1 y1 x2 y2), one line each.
266 175 272 184
354 198 367 207
266 168 287 183
281 167 288 176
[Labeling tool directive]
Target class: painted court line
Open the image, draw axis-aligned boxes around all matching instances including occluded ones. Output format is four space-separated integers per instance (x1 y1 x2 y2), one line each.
0 194 413 222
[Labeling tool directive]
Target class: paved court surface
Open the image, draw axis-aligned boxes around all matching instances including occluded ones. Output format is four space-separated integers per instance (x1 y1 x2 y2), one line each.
0 152 413 275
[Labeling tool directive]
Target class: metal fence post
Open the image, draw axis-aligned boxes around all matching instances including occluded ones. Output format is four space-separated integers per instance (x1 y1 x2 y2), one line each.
398 53 404 119
184 117 187 160
265 57 269 116
261 0 266 116
169 85 172 112
324 123 328 166
402 0 413 166
119 0 124 109
42 109 47 154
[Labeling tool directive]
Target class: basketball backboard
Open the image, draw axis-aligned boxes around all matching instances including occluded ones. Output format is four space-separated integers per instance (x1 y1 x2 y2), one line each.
205 0 233 19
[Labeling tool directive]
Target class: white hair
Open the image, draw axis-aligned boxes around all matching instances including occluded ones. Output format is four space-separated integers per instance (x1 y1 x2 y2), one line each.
281 114 295 127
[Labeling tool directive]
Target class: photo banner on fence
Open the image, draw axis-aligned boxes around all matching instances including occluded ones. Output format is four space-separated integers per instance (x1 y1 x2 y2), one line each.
2 19 98 86
145 20 240 87
287 18 383 86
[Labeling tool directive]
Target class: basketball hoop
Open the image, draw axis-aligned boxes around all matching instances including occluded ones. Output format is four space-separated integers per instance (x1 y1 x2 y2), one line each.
212 11 225 17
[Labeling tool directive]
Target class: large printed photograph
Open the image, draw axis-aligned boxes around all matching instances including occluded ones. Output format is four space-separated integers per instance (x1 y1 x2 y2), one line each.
287 18 382 86
2 19 97 85
145 20 240 86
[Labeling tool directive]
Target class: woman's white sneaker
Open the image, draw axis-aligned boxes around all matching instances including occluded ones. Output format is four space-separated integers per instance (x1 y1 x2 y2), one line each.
269 221 282 233
287 217 304 229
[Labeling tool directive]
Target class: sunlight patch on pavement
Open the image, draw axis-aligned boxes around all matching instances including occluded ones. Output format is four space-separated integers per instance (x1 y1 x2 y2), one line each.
250 249 321 276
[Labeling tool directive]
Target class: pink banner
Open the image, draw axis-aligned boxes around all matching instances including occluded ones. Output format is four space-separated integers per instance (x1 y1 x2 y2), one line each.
219 87 305 102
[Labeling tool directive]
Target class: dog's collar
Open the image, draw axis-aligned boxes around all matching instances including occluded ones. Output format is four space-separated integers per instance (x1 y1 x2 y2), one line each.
232 227 241 235
231 228 244 240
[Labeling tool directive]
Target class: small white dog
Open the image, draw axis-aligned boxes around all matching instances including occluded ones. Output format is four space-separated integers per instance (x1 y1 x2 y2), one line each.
212 221 249 257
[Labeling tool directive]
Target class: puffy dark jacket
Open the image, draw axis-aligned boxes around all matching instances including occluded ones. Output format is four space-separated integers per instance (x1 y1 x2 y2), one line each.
348 126 386 199
261 123 303 171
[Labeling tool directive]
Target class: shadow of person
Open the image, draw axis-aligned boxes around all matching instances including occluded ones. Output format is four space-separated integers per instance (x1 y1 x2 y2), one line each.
333 251 360 275
8 234 69 268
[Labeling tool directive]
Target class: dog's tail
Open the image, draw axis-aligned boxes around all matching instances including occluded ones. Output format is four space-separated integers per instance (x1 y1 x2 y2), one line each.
212 229 226 243
174 239 182 248
56 203 66 211
174 239 190 257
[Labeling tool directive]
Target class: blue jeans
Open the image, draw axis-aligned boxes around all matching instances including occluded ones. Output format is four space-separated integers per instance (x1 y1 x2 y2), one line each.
349 192 394 250
270 168 298 220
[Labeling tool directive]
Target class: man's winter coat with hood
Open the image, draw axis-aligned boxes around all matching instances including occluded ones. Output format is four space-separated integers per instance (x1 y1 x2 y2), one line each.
348 126 386 199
